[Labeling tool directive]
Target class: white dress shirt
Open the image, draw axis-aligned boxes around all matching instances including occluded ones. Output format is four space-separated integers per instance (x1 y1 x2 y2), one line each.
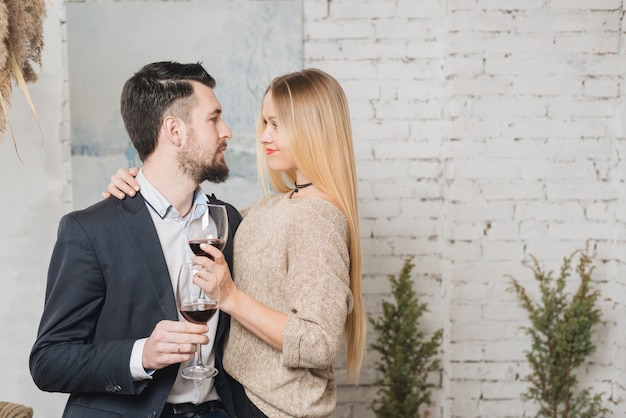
129 169 220 404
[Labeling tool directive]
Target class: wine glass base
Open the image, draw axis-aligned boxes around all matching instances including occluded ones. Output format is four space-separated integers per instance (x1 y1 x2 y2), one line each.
181 366 218 380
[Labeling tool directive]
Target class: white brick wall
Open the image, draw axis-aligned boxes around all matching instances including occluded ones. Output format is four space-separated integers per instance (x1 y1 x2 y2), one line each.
302 0 626 416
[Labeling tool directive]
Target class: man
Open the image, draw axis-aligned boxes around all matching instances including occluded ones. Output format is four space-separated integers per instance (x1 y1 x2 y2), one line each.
30 61 241 418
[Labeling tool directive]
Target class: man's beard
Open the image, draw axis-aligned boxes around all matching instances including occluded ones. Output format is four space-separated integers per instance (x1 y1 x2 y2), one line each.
194 156 229 184
178 132 229 184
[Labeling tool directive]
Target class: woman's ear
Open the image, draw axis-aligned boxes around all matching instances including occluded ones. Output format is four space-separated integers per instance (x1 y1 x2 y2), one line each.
162 115 185 147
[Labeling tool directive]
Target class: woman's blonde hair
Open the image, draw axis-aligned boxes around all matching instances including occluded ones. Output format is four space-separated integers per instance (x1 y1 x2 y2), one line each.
256 68 365 381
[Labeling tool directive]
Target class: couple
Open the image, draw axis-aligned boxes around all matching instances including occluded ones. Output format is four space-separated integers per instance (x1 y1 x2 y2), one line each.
30 61 365 418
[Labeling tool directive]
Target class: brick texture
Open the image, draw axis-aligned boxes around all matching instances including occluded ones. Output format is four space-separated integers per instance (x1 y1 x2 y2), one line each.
303 0 626 416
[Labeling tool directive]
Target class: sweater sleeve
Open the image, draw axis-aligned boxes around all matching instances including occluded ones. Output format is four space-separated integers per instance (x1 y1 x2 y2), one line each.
281 207 354 369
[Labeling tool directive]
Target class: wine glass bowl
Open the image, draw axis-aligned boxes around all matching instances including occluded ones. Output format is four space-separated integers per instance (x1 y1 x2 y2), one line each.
176 263 219 380
187 204 228 259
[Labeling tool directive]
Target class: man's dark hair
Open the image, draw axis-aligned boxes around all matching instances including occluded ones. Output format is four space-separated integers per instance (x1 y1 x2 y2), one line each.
120 61 216 161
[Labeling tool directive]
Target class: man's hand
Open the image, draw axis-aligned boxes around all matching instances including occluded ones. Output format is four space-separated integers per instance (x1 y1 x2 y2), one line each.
142 320 209 370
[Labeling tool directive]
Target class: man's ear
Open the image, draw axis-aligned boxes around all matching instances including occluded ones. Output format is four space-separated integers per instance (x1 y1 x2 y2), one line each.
162 115 185 147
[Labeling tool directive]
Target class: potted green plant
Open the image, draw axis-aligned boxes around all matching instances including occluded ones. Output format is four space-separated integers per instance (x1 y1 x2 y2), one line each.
508 245 608 418
369 257 443 418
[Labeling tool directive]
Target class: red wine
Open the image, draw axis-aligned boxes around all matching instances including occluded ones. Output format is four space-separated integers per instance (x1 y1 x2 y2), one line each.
189 238 226 257
180 303 218 324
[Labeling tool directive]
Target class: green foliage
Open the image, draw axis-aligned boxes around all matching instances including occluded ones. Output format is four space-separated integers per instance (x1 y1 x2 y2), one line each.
368 257 443 418
508 246 608 418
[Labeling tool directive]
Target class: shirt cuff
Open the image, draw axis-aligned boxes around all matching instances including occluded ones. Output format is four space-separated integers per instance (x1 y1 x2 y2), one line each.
130 338 154 381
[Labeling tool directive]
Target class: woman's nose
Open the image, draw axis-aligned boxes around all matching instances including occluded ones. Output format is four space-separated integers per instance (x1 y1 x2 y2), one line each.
259 127 272 143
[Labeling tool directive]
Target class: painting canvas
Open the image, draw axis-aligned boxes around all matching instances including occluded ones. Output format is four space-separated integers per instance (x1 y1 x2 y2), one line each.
66 0 303 210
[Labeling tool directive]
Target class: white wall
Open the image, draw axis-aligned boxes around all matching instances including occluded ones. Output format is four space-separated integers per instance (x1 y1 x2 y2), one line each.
2 1 625 417
0 2 69 416
311 0 626 417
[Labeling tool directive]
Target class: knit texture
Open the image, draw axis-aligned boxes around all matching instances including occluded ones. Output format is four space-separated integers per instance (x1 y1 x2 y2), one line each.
224 193 353 418
0 402 33 418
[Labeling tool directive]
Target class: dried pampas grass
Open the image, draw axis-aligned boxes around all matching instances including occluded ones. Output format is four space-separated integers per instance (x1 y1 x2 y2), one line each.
0 0 47 161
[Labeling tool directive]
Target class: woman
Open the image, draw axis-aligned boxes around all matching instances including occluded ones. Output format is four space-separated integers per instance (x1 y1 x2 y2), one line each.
107 68 365 417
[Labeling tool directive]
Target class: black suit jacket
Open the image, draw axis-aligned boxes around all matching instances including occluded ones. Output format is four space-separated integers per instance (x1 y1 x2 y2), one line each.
30 193 241 418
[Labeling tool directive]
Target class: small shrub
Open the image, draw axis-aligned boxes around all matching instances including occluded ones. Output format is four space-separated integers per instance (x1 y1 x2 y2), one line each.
508 245 608 418
369 257 443 418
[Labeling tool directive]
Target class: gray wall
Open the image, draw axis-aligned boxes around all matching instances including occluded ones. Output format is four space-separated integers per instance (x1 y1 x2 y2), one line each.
1 3 70 414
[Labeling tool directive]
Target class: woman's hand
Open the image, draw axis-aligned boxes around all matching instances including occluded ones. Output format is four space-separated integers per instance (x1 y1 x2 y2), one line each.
191 245 238 312
102 167 141 200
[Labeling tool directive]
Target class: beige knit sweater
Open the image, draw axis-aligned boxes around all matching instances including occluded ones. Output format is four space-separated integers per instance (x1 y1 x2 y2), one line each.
224 193 354 418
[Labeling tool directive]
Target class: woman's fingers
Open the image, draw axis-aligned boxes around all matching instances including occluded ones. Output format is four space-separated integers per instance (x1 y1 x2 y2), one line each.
103 167 141 200
198 243 224 261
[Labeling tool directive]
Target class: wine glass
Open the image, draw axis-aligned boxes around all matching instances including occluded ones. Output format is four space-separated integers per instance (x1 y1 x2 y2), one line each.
187 203 229 260
176 263 220 379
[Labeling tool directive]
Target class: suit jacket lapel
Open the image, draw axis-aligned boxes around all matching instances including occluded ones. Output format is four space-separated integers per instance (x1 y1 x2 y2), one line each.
118 194 178 320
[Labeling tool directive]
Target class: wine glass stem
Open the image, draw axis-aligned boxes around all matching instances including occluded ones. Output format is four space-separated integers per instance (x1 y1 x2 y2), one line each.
194 343 203 367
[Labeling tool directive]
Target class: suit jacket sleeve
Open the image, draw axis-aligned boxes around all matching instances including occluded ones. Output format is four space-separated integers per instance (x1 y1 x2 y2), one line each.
30 211 144 395
29 195 178 398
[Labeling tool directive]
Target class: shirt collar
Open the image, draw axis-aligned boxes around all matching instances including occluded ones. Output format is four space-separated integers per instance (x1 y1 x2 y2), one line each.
136 168 208 220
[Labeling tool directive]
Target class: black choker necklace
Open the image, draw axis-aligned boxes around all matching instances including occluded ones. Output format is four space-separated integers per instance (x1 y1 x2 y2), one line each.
293 182 313 193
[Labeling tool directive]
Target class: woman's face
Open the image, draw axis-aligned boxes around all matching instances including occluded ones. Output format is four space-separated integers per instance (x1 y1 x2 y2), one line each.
259 92 296 172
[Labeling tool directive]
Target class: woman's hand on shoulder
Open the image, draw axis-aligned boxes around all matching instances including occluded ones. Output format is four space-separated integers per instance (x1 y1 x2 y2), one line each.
102 167 141 200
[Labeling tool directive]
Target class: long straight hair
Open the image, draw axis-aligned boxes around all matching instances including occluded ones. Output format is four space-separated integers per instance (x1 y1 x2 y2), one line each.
256 68 365 381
